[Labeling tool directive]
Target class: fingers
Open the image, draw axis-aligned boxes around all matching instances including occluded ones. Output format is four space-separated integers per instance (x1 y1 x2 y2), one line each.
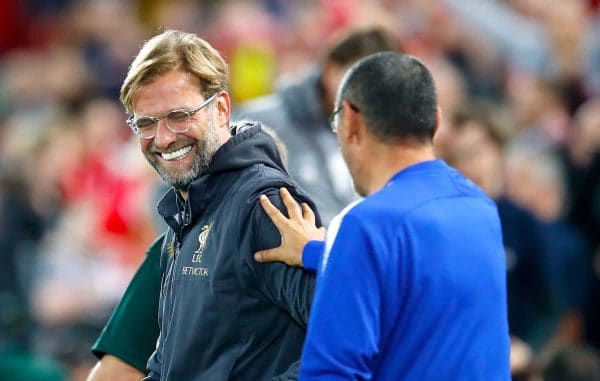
259 195 288 227
280 187 302 220
316 227 327 241
301 203 316 225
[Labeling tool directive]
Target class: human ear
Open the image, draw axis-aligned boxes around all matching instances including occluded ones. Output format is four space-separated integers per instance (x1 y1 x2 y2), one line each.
433 106 443 138
215 91 231 129
343 100 362 144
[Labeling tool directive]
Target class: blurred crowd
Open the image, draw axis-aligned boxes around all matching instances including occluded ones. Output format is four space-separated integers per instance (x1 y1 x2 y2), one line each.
0 0 599 380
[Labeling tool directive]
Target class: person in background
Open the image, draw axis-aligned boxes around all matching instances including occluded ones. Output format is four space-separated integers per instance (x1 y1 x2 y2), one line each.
445 105 595 378
236 26 400 224
444 106 552 352
564 99 600 352
504 143 593 351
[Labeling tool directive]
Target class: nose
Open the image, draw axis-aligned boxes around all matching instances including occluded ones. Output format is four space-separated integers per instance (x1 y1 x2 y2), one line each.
152 119 178 148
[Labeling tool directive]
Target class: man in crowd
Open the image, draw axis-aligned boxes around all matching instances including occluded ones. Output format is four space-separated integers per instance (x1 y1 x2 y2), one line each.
236 27 399 224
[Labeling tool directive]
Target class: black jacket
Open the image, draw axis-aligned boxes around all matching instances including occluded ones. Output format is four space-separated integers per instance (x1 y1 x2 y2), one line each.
146 123 317 381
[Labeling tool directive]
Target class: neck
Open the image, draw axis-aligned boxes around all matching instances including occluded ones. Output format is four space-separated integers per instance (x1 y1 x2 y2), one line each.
363 142 436 196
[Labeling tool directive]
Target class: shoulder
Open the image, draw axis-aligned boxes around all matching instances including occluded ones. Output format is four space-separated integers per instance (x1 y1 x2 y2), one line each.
235 164 290 197
224 165 305 229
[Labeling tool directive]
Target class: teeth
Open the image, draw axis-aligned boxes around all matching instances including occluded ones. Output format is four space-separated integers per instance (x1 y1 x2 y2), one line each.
161 146 192 161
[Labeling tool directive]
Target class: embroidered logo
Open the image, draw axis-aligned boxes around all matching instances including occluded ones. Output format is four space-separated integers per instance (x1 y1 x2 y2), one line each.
192 223 212 263
166 242 176 257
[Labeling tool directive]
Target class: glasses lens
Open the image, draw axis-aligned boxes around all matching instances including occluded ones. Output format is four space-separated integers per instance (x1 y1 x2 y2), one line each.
134 118 156 138
165 110 191 133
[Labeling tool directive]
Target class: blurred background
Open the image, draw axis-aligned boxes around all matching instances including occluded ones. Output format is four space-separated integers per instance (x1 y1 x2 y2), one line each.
0 0 599 380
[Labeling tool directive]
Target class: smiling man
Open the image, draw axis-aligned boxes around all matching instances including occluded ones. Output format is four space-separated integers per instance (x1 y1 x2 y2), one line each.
120 30 318 381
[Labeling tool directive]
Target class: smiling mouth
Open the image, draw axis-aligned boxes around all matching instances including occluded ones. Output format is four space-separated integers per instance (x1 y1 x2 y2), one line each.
160 145 192 161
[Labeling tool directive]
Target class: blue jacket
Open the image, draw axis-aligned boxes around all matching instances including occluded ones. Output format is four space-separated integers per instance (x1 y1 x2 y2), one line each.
146 123 317 380
300 160 510 380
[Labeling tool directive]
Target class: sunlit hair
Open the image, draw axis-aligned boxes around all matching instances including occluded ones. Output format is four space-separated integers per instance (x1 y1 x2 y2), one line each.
121 29 229 113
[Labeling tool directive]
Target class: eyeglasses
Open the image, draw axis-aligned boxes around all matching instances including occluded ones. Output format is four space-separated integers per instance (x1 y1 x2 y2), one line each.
127 93 218 139
328 102 360 133
328 106 343 133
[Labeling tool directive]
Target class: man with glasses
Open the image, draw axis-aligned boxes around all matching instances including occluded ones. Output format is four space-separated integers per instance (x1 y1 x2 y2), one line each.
255 52 511 380
91 29 318 381
88 27 398 381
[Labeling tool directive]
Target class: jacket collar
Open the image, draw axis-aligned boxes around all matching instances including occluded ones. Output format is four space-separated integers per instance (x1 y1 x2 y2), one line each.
157 123 286 231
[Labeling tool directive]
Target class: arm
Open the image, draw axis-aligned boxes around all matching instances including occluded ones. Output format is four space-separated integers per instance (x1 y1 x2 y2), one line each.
143 339 162 381
246 187 320 328
273 360 300 381
254 187 326 271
87 355 145 381
302 240 326 273
300 214 383 380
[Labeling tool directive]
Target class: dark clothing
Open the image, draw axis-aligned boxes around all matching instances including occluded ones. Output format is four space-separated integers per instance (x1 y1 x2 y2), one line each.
497 198 553 349
539 220 592 314
558 150 600 349
146 124 317 381
92 234 164 372
563 151 600 250
0 178 44 350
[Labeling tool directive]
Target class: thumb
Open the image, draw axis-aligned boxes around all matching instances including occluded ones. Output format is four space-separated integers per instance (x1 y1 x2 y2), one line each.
254 248 280 263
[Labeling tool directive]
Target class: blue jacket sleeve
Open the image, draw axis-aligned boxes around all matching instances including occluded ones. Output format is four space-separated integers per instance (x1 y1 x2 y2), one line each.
302 240 324 272
299 213 384 380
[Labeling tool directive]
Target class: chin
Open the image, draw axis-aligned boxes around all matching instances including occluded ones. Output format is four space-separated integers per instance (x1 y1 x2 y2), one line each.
156 165 200 190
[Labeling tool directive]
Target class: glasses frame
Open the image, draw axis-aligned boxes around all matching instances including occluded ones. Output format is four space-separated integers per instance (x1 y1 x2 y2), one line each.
127 93 218 139
328 101 360 133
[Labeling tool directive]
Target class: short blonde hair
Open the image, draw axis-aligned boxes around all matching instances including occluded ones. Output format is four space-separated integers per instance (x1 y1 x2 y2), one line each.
120 29 229 113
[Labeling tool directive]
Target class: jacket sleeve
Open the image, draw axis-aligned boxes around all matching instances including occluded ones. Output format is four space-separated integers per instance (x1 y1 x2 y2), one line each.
245 188 316 329
299 213 383 380
302 240 325 273
143 334 161 381
272 360 300 381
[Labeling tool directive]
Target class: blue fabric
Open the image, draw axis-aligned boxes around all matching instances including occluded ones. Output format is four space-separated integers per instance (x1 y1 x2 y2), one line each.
302 240 324 272
299 160 510 380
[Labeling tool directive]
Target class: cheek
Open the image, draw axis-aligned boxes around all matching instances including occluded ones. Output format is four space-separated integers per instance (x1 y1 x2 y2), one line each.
139 138 152 151
181 119 206 142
